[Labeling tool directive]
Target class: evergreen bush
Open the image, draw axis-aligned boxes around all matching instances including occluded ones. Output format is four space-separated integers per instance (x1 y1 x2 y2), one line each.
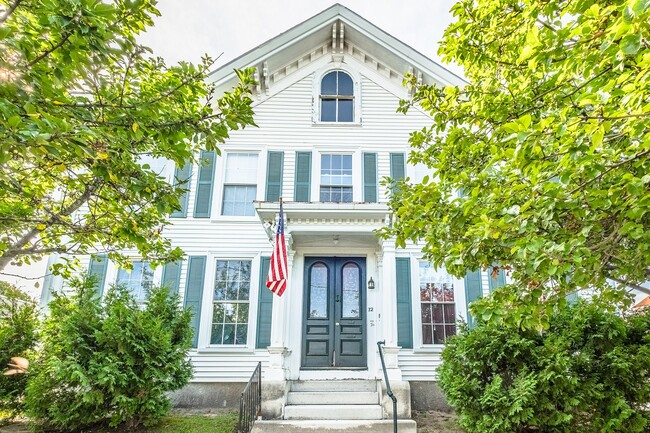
25 278 193 429
0 282 38 419
439 300 650 433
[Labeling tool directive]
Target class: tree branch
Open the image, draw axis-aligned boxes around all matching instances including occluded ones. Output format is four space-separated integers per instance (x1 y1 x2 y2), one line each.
569 149 650 194
606 274 650 295
0 0 23 24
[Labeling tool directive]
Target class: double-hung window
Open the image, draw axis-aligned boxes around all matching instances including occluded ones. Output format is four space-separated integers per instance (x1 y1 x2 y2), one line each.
222 153 258 216
320 71 354 122
116 261 154 303
211 260 251 345
419 261 456 344
319 154 352 202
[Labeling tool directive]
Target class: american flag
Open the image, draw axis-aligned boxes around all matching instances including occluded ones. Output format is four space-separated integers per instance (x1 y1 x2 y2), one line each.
266 203 287 296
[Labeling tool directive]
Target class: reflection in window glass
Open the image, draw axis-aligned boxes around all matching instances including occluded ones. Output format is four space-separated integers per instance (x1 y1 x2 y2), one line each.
221 153 258 216
212 260 251 345
320 71 354 122
309 263 328 318
342 263 360 318
320 154 352 202
419 261 456 344
116 261 154 303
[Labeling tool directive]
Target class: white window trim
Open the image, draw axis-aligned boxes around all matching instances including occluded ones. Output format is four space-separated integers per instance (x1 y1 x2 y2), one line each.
198 254 260 350
312 65 362 125
211 150 263 221
312 149 362 202
410 255 468 348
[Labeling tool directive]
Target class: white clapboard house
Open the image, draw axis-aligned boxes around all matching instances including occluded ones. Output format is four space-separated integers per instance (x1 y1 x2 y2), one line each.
38 3 505 425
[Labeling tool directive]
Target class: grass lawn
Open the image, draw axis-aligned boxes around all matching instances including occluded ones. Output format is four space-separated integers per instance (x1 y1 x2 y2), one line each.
0 413 239 433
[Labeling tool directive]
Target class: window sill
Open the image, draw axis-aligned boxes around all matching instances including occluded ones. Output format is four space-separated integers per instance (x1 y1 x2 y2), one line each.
312 121 362 127
194 346 256 354
210 216 259 223
411 345 446 354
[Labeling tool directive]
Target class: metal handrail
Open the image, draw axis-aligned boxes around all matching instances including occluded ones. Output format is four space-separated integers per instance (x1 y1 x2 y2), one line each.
377 340 398 433
238 362 262 433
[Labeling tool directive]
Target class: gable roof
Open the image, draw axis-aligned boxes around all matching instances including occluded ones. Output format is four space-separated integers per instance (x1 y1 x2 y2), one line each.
209 3 466 91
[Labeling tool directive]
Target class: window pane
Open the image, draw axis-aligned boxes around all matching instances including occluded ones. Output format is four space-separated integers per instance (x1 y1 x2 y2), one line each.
337 72 353 95
338 99 353 122
433 325 445 344
321 71 337 94
309 263 328 318
342 263 360 318
116 261 152 302
422 325 433 344
421 304 432 324
419 260 456 345
225 153 258 183
321 99 336 121
222 185 256 216
212 260 251 345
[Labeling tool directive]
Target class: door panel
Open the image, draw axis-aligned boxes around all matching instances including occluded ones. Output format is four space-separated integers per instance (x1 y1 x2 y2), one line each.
302 257 366 369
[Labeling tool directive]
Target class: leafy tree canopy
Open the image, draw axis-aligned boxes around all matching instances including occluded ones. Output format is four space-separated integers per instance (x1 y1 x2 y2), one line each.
0 0 256 274
383 0 650 328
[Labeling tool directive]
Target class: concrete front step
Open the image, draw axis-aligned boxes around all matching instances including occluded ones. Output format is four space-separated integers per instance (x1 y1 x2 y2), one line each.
287 391 379 405
252 419 417 433
290 380 378 392
284 404 383 420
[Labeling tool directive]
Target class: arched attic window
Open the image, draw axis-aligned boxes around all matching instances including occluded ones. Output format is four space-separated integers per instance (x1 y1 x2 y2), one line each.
320 71 354 122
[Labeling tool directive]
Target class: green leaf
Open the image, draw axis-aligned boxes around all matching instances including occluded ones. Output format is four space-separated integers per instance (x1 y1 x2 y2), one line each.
620 34 642 55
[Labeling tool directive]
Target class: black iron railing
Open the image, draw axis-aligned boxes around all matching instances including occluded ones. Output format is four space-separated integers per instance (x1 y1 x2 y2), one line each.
377 340 398 433
238 362 262 433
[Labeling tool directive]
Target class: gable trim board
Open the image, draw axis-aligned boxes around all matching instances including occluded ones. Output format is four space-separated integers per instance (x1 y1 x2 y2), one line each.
209 4 466 90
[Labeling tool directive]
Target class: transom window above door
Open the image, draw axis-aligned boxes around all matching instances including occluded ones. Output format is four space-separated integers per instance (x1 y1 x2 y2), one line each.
320 71 354 122
320 154 352 202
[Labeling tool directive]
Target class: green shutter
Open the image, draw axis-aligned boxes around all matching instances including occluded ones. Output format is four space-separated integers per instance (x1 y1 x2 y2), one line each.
87 254 108 298
184 256 206 348
464 269 483 328
194 151 216 218
266 152 284 202
363 152 378 203
390 153 406 181
171 162 192 218
487 264 507 293
256 257 273 349
294 151 312 202
162 260 182 296
396 257 413 349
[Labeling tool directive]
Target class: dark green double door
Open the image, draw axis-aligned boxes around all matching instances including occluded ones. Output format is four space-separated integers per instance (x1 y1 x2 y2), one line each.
302 257 366 369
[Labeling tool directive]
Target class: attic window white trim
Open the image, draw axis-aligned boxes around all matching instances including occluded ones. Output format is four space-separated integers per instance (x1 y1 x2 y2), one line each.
312 65 361 125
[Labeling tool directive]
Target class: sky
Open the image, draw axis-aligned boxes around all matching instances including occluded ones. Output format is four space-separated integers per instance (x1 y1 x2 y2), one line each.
138 0 464 77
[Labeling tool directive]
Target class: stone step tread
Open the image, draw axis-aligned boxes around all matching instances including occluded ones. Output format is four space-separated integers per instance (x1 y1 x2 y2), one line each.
283 404 383 420
287 391 378 405
290 380 378 392
252 419 416 433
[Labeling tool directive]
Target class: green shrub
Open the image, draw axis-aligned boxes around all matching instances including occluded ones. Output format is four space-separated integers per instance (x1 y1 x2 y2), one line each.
25 277 193 430
439 300 650 433
0 281 38 419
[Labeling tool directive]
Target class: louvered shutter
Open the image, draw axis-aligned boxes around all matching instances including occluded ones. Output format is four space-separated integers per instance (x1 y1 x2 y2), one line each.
194 151 216 218
87 254 108 298
396 257 413 349
294 151 312 202
161 260 182 297
464 269 483 328
363 152 377 203
184 256 206 348
171 162 192 218
265 152 284 202
256 257 273 349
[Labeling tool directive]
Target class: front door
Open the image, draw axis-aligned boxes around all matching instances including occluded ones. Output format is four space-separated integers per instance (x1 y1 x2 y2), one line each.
302 257 366 369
